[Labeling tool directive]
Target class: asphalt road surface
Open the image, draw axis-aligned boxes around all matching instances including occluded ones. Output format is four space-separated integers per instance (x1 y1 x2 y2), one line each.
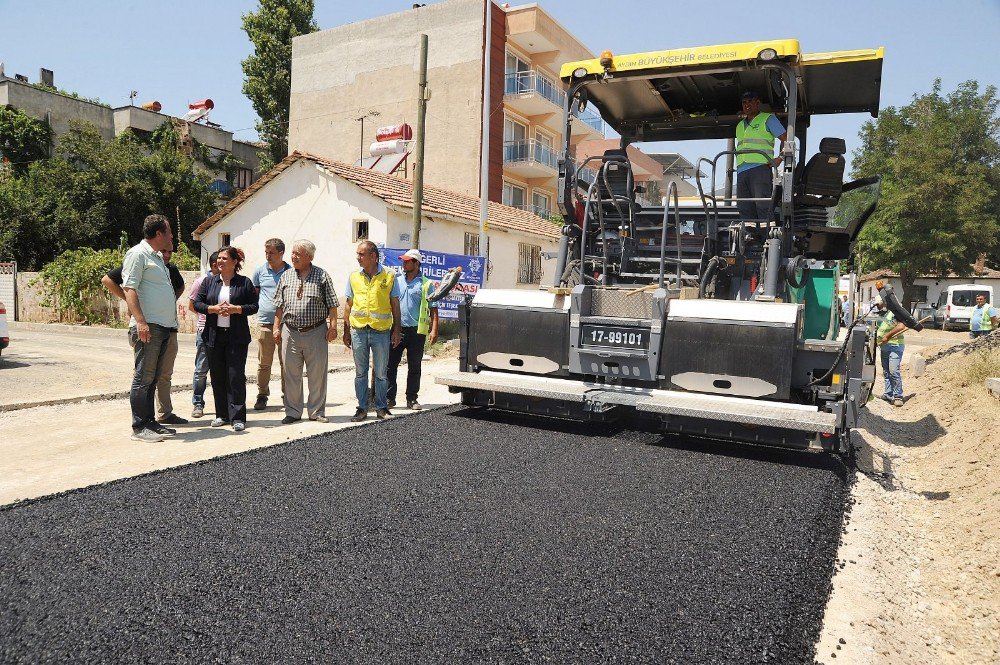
0 406 850 663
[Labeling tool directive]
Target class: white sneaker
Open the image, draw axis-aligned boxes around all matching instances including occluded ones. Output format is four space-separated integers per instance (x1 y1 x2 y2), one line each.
131 428 164 443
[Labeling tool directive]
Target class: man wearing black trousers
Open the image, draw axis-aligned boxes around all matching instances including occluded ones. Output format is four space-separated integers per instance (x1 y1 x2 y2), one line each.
387 249 439 410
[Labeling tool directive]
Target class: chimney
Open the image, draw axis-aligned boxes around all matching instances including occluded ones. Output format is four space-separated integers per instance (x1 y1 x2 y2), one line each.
40 68 54 88
974 253 986 274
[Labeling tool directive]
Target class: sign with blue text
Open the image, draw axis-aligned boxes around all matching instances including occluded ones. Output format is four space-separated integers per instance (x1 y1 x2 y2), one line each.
382 247 486 320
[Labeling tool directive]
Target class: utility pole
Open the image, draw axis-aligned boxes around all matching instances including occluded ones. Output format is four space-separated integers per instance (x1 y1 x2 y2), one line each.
478 0 492 260
412 33 429 248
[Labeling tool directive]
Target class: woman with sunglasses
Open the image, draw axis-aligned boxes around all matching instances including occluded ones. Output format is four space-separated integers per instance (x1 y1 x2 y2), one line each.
193 246 260 431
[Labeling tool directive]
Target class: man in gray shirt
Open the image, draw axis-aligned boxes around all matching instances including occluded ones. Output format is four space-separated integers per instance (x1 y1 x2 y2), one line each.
121 214 180 442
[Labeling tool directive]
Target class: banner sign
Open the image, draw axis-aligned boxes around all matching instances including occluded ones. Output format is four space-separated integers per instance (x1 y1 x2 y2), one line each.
382 247 486 320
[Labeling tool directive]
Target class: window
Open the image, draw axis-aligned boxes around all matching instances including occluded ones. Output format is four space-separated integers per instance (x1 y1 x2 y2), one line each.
353 219 369 241
220 233 231 247
504 118 527 142
532 192 551 218
236 168 253 189
518 242 542 284
503 182 526 208
464 232 480 257
505 51 531 94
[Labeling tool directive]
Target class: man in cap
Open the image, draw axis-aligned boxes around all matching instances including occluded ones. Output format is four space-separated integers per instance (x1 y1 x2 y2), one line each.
735 90 787 222
874 294 908 407
386 249 439 410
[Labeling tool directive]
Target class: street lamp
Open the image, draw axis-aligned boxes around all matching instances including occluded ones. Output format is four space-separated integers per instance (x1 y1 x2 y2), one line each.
355 110 381 161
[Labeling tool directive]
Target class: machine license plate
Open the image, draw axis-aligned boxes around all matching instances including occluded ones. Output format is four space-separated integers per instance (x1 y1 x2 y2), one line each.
580 324 648 349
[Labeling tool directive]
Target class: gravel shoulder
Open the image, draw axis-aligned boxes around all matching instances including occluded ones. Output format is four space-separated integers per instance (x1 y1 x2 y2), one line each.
816 330 1000 664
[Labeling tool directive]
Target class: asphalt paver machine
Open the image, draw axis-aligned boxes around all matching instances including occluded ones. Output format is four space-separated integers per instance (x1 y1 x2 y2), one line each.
438 39 921 453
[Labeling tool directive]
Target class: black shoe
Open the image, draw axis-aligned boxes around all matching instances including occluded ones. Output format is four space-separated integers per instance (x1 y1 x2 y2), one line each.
158 413 188 425
376 408 391 420
253 396 268 411
350 409 367 422
281 416 301 425
150 423 176 436
387 399 396 408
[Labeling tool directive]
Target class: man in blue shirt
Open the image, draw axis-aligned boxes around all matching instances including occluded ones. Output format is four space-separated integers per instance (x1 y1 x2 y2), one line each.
969 293 998 339
735 90 787 222
251 238 291 410
386 249 439 410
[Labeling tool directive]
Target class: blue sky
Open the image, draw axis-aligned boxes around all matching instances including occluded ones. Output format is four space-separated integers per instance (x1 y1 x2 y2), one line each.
3 0 999 175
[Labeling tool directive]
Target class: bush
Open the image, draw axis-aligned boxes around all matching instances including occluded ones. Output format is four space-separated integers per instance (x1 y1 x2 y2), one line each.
172 242 201 271
33 246 124 324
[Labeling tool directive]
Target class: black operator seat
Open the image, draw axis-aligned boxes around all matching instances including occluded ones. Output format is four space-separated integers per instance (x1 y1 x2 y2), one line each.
594 148 639 221
795 137 847 207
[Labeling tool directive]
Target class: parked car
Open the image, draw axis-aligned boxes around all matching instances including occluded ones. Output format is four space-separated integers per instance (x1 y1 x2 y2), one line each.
0 300 9 356
932 284 994 330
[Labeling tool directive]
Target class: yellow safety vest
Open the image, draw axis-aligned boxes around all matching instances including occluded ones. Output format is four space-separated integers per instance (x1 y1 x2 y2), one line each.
417 277 433 336
736 112 777 168
972 304 994 331
349 268 396 331
877 311 904 346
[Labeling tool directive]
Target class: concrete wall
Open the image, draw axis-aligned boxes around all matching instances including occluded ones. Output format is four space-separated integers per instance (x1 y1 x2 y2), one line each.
383 208 558 289
16 270 202 333
0 78 114 142
289 0 487 197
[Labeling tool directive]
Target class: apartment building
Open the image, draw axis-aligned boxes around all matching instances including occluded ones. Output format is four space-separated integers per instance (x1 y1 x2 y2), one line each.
288 0 604 221
0 72 259 196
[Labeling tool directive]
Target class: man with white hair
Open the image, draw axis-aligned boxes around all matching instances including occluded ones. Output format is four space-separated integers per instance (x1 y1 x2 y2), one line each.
271 239 340 424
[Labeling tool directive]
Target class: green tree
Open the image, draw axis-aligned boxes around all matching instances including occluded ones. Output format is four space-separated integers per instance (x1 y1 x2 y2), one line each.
852 80 1000 304
241 0 318 171
0 121 219 269
0 106 53 175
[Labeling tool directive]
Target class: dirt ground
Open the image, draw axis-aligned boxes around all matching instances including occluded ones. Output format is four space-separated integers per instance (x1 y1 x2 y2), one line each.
816 330 1000 664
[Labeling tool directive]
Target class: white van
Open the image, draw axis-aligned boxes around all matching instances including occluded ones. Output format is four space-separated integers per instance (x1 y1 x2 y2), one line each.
933 284 995 330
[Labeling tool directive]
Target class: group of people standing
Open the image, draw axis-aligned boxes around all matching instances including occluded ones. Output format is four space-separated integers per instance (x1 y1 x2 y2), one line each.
110 215 439 443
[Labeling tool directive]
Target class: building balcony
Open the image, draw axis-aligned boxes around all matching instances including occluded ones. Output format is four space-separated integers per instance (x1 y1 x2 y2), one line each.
504 71 566 117
570 108 605 139
503 139 559 178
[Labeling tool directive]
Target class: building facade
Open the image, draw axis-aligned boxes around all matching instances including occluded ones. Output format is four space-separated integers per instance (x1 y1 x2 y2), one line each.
1 73 259 195
288 0 603 220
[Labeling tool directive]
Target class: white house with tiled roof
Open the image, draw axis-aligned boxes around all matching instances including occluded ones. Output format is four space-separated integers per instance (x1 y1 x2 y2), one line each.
192 152 561 297
858 263 1000 309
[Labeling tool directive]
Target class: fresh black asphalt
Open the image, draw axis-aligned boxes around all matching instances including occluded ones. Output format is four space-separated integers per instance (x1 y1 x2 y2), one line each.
0 406 851 663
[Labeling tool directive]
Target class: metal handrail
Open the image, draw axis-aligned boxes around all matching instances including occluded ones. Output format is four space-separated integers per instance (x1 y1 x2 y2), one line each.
658 181 683 289
504 71 566 109
503 139 559 170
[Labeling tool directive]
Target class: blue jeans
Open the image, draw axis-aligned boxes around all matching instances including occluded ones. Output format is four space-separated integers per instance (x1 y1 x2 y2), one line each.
881 344 903 399
128 323 173 431
351 327 390 410
192 333 209 408
970 329 990 339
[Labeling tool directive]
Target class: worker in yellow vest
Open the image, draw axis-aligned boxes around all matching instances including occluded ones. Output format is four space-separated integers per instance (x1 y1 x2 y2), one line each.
969 293 998 339
875 299 908 407
344 240 402 422
387 249 440 411
735 90 787 222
